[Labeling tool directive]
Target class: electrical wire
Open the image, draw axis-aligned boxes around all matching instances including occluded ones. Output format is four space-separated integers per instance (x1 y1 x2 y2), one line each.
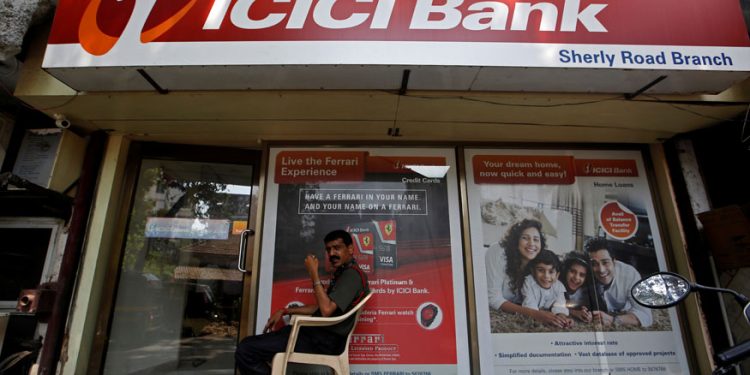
36 93 80 111
400 92 624 108
0 77 80 112
388 91 746 123
641 94 736 122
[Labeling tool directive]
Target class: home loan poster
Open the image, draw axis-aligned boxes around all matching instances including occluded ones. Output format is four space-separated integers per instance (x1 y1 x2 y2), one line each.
465 148 690 375
258 147 469 374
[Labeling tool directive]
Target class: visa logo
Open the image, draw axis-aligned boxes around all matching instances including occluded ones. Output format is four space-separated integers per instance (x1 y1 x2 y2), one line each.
379 256 394 263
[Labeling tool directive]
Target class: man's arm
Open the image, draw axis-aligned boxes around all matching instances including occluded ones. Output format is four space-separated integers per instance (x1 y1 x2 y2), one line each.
618 262 652 327
592 310 642 327
286 304 319 316
305 254 339 317
594 264 652 327
264 304 319 333
624 276 652 327
614 312 641 326
626 303 652 327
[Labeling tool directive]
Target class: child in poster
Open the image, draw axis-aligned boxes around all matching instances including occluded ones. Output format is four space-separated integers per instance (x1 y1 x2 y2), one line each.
521 250 572 328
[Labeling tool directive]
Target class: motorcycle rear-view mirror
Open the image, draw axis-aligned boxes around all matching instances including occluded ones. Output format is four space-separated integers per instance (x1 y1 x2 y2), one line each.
631 272 693 309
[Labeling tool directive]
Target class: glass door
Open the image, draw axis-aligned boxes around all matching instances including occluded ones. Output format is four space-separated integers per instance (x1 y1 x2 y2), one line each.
103 156 255 374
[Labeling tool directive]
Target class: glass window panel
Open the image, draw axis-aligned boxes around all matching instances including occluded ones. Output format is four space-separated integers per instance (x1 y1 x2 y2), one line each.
104 160 252 374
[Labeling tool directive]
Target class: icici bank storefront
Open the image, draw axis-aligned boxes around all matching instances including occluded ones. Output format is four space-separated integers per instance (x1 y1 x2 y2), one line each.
9 0 750 373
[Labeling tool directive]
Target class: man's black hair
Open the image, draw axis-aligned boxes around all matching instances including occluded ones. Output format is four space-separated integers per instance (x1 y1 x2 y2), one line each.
584 238 611 255
528 249 561 272
324 229 353 246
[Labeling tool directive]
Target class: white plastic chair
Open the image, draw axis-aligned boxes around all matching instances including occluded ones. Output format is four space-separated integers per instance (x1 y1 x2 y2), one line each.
270 292 373 375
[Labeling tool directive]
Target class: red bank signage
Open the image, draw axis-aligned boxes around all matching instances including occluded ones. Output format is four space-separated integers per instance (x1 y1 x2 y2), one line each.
472 155 639 184
43 0 750 75
473 155 575 184
274 151 447 184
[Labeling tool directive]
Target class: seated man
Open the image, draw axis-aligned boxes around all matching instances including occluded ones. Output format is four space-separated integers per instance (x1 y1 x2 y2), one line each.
235 229 369 375
585 238 652 328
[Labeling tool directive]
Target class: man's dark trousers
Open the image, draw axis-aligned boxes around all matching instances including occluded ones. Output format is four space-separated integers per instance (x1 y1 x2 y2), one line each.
235 325 345 375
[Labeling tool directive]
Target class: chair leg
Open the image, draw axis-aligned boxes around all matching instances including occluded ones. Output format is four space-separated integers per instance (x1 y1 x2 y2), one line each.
270 353 285 375
338 357 349 375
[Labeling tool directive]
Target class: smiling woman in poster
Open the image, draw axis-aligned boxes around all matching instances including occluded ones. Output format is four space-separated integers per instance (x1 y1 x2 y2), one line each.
485 219 570 328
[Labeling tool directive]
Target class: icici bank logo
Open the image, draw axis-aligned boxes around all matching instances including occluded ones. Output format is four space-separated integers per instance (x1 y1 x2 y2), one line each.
76 0 609 56
79 0 198 56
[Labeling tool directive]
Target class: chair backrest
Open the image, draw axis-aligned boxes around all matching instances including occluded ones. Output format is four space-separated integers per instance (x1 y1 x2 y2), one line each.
346 292 373 334
342 292 373 347
343 291 373 320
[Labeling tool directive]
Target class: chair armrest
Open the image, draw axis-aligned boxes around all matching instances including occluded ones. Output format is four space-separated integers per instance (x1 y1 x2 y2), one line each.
290 314 349 328
289 292 371 330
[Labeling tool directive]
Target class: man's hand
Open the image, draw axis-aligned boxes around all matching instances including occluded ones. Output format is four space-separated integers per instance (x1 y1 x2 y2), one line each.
305 254 320 279
264 309 285 333
592 310 614 326
305 253 340 316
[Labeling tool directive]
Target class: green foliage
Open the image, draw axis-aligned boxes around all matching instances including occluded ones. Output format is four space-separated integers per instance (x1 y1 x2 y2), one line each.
121 164 249 278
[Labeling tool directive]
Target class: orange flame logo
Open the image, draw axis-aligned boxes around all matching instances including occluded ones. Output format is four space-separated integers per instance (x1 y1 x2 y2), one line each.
79 0 198 56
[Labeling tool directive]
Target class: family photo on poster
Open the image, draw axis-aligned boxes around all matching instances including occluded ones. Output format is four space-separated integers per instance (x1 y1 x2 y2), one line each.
483 203 663 333
467 149 689 375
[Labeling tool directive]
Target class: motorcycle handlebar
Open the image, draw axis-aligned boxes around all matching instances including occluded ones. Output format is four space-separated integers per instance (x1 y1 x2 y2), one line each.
715 339 750 367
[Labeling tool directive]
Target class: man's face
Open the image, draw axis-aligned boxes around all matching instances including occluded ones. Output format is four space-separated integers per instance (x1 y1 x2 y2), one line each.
325 238 354 268
589 249 615 285
532 263 559 289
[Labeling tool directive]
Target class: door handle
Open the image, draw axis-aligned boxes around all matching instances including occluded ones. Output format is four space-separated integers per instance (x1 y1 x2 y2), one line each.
237 229 255 273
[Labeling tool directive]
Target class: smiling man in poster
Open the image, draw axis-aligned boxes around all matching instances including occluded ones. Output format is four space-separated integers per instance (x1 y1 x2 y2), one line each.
585 238 652 328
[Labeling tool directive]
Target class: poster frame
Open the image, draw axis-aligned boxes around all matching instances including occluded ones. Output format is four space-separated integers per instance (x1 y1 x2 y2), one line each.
462 145 693 375
256 145 471 374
